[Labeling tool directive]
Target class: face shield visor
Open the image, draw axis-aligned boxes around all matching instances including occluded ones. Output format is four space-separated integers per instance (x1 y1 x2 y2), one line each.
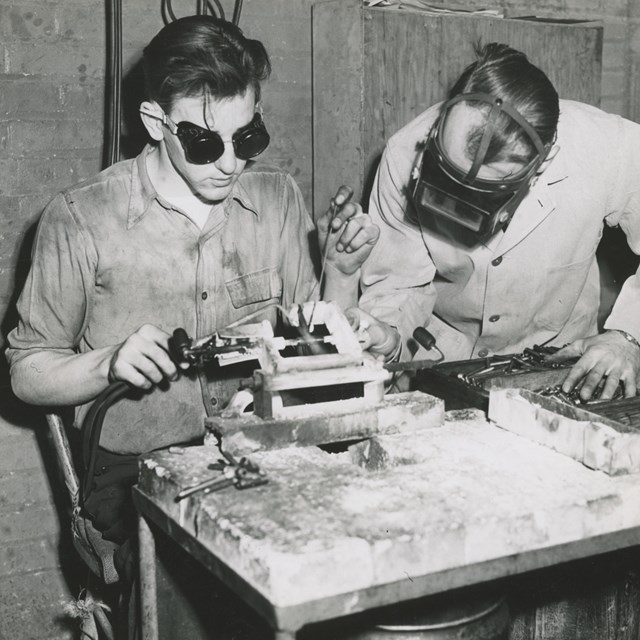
411 93 552 242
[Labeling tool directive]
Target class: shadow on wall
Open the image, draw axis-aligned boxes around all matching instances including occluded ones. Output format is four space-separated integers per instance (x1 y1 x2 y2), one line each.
0 215 91 620
0 56 149 412
1 218 40 424
362 152 382 211
121 57 149 160
597 225 640 329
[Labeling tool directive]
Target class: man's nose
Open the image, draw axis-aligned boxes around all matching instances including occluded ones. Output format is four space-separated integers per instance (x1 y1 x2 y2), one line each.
215 142 238 174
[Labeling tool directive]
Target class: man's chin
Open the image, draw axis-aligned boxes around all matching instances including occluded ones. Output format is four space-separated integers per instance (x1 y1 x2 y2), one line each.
196 184 234 204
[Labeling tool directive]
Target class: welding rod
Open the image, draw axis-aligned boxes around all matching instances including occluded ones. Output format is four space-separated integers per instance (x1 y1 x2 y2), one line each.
310 186 355 326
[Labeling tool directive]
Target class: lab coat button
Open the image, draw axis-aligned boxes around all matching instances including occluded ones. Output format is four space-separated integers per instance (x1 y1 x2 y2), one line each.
478 349 489 357
492 256 502 266
201 291 208 300
489 315 500 322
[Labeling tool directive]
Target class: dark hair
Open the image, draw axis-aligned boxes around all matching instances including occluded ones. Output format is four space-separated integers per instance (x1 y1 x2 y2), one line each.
142 16 271 112
448 42 559 163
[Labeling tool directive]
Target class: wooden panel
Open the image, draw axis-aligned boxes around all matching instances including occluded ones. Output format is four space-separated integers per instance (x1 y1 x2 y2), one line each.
311 0 364 213
312 1 603 210
509 547 640 640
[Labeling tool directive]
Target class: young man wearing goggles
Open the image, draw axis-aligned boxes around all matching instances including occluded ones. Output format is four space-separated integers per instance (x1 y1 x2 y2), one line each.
6 17 377 554
356 43 640 402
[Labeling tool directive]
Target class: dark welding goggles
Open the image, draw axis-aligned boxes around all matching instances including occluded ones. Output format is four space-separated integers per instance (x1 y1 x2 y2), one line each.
411 93 551 240
141 107 270 164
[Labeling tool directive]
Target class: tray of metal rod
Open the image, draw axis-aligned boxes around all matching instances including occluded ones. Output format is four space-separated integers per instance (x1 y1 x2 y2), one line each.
413 346 575 411
488 384 640 475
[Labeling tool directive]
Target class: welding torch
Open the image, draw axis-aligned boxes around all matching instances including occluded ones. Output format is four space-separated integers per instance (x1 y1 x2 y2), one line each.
169 324 336 369
383 327 444 373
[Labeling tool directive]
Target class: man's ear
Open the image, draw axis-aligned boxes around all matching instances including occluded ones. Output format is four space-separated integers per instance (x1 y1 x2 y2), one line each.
139 101 165 142
537 144 560 175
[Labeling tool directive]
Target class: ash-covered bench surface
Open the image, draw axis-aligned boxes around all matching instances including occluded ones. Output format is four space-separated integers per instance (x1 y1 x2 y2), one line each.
135 409 640 631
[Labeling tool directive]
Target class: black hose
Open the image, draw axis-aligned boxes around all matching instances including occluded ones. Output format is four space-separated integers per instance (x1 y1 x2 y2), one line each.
232 0 243 24
81 381 131 500
162 0 242 23
103 0 122 168
209 0 225 20
161 0 177 24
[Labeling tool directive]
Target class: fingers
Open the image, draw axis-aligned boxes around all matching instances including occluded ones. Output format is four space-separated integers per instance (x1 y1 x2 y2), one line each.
343 307 361 331
109 324 178 390
316 186 380 258
344 308 372 348
546 340 583 364
329 201 360 232
332 185 354 208
562 349 637 400
344 307 399 358
328 200 379 252
344 307 377 350
564 365 634 401
600 370 622 400
570 362 608 401
610 360 637 398
622 375 637 398
335 214 380 253
316 186 354 233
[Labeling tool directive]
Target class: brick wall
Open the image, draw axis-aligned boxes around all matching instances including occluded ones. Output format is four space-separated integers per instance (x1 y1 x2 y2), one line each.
0 1 107 636
0 0 634 637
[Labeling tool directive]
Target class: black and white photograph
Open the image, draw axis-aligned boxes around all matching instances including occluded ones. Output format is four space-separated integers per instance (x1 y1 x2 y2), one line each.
1 1 640 638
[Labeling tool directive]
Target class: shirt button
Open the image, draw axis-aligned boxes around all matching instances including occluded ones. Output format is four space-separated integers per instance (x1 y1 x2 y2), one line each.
210 397 218 407
201 291 208 300
489 315 500 322
478 349 489 358
492 257 503 266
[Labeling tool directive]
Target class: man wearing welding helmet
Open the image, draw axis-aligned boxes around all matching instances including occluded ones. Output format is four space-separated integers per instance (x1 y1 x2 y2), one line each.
357 42 640 401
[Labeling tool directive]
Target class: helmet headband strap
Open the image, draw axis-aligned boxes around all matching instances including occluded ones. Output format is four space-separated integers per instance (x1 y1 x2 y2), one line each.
444 93 548 183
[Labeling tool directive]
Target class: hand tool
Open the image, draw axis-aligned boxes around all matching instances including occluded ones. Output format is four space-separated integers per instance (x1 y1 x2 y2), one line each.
382 328 445 376
175 450 268 501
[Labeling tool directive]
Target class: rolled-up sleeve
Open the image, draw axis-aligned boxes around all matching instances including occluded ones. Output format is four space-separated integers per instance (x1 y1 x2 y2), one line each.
6 192 96 368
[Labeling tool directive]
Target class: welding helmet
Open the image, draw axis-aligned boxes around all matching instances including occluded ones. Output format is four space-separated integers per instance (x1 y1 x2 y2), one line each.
411 93 552 242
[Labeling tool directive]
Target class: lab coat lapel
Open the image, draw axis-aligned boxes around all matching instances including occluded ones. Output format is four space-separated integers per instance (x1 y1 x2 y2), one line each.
495 146 569 254
495 186 556 254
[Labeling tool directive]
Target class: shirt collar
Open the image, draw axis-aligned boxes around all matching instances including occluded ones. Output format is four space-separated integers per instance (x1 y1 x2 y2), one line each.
540 143 569 188
227 173 261 220
126 146 261 229
127 146 159 229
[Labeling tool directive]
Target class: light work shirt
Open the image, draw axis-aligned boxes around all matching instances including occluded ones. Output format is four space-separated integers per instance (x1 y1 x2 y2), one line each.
6 147 318 454
360 100 640 361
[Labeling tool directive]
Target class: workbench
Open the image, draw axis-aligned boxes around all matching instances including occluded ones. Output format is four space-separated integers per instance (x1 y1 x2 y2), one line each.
133 409 640 639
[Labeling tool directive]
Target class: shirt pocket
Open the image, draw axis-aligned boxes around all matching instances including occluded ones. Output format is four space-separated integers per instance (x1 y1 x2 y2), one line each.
225 267 282 309
535 253 595 331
